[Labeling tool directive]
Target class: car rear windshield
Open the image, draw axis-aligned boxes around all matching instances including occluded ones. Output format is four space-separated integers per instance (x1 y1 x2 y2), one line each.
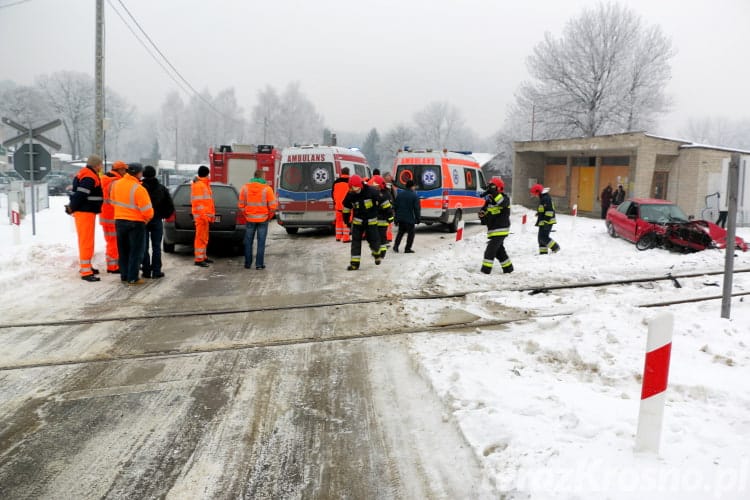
173 184 237 207
394 164 442 190
279 162 334 192
640 203 689 223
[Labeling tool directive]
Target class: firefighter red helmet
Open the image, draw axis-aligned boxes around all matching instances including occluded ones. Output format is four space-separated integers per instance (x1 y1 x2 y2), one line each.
530 183 544 196
489 177 504 191
349 175 363 188
370 175 385 189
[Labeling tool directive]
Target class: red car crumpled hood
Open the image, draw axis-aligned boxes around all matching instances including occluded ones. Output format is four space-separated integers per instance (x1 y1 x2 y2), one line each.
700 220 749 251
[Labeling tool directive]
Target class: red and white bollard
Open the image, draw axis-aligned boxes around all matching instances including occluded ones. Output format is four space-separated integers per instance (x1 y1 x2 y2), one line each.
635 312 674 454
571 203 578 229
521 213 527 233
455 219 465 241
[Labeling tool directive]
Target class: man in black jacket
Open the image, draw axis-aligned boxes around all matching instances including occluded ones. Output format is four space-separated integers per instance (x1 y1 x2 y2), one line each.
393 179 421 253
140 165 174 278
342 175 382 270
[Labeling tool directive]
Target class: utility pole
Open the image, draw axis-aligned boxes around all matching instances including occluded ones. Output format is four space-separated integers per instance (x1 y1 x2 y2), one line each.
721 153 741 319
94 0 105 159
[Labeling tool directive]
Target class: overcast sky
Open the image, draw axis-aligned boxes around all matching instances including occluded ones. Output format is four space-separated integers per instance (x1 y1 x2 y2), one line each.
1 0 749 139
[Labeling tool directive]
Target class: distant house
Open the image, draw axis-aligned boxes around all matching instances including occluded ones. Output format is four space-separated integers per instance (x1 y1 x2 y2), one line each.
512 131 750 225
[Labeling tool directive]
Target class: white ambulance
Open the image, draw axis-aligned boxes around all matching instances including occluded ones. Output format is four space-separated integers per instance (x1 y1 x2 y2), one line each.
276 145 371 234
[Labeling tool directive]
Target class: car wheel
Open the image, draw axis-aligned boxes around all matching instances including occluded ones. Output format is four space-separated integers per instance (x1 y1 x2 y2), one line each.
163 241 175 253
606 221 617 238
636 232 658 251
447 209 462 233
285 227 299 235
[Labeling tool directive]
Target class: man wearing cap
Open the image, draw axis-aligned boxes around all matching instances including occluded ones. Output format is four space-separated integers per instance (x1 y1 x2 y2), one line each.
141 165 174 278
68 154 104 282
112 163 153 285
191 165 215 267
99 160 129 273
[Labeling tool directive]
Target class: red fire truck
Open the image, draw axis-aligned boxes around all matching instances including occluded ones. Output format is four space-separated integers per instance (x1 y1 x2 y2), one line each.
208 144 280 188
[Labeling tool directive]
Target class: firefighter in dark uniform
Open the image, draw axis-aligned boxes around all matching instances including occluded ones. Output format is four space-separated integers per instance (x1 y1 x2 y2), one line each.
479 177 513 274
370 174 394 259
342 174 382 270
530 183 561 254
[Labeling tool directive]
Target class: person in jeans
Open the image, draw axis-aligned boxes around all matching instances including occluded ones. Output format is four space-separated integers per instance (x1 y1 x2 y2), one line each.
238 170 278 269
141 165 174 278
112 163 153 285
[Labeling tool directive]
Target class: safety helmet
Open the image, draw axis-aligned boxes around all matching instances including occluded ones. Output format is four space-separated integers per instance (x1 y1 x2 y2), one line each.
349 175 364 188
530 183 544 196
489 177 504 191
370 175 385 189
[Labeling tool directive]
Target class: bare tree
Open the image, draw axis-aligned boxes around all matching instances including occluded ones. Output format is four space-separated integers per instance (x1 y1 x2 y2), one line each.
377 124 416 172
361 128 381 169
103 89 135 160
413 101 466 148
0 84 52 135
158 91 184 165
249 85 283 145
679 117 750 149
514 1 674 139
277 82 325 147
36 71 95 159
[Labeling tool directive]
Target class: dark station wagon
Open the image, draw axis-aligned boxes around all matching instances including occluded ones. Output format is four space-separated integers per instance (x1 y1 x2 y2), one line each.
163 182 246 254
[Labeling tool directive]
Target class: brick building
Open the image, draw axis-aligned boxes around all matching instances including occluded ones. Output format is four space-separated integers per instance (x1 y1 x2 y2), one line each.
512 132 750 225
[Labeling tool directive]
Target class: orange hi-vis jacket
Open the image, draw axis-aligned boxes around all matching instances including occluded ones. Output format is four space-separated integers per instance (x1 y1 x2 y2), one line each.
100 170 124 225
111 173 154 223
332 174 350 211
191 177 215 220
239 179 277 223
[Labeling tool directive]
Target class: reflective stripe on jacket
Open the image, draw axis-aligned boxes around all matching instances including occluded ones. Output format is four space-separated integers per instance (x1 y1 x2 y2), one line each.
535 192 557 226
100 171 123 224
69 166 103 213
191 177 215 219
112 173 154 223
239 179 278 223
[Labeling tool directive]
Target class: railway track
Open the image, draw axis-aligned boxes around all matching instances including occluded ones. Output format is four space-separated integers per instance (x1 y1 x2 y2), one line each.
0 268 747 373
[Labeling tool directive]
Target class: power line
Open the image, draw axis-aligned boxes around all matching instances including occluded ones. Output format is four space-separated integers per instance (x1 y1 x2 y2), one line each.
106 0 193 99
110 0 231 119
0 0 32 9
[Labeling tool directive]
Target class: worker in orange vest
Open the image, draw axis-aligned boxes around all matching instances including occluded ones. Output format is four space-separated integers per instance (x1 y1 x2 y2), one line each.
99 160 129 273
112 163 154 285
67 154 104 282
238 169 278 269
191 165 215 267
332 166 351 242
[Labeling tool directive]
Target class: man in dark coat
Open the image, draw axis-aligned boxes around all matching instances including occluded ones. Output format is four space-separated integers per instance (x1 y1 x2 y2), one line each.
393 179 421 253
140 165 174 278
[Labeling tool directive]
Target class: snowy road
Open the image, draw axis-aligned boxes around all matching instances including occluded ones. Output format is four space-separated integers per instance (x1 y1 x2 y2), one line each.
0 225 495 498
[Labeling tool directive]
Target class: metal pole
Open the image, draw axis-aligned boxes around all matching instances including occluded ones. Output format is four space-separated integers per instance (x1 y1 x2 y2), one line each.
94 0 105 158
28 127 37 236
721 153 740 318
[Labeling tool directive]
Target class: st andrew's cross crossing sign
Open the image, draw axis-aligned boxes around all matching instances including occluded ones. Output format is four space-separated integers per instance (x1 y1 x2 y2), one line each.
2 117 62 181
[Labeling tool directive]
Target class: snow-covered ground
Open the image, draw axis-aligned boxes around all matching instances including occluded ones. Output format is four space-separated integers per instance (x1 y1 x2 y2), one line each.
1 194 749 499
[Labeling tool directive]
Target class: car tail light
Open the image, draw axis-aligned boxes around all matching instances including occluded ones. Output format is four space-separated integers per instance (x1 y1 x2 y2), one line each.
165 212 175 223
442 190 449 210
236 211 246 224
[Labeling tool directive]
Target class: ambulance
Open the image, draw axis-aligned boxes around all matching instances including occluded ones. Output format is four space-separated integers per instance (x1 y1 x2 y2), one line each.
391 148 488 232
276 145 371 234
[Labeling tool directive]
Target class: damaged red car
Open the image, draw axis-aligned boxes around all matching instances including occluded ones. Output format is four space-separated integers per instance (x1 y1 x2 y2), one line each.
605 198 748 252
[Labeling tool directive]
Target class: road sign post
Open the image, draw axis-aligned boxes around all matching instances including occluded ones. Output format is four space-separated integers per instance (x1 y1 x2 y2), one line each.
2 117 62 236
